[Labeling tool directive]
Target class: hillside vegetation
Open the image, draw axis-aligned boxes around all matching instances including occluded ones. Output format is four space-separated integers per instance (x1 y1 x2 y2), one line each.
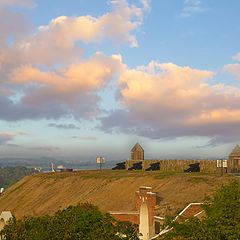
1 203 139 240
160 181 240 240
0 167 36 188
0 170 238 219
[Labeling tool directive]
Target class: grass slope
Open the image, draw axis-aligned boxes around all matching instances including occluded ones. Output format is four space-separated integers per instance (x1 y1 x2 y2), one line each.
0 170 238 219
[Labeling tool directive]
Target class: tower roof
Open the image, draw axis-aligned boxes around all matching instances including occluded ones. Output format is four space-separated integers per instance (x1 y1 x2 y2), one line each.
131 143 144 152
229 144 240 156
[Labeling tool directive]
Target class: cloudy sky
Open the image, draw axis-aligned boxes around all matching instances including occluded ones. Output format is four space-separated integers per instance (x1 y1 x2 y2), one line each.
1 0 240 161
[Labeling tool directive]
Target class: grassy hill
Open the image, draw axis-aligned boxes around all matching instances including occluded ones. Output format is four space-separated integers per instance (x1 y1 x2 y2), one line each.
0 170 238 219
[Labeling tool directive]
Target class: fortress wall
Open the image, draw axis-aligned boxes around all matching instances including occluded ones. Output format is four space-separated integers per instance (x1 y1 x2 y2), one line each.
125 159 217 173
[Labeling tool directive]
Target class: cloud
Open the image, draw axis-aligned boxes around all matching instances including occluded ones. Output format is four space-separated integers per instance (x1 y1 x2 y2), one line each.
6 143 21 148
31 0 147 49
0 6 32 49
72 135 97 140
29 146 60 152
233 52 240 62
141 0 151 11
0 1 147 121
180 0 204 17
0 0 34 8
0 132 27 145
224 63 240 81
6 0 148 67
79 136 97 141
0 53 122 121
0 133 16 145
48 123 80 130
100 61 240 145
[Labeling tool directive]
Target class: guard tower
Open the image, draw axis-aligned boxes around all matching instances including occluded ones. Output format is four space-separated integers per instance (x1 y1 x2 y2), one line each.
228 145 240 173
131 143 144 160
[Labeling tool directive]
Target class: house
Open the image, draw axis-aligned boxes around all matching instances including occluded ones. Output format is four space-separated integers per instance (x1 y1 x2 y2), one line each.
110 186 158 240
110 187 206 240
0 211 13 231
151 203 205 239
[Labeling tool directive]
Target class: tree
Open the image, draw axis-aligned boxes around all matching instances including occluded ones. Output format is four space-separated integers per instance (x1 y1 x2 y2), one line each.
0 203 139 240
0 166 36 188
161 181 240 240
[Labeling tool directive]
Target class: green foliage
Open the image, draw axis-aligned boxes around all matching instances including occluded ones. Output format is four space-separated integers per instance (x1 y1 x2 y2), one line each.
0 166 36 188
0 203 139 240
161 181 240 240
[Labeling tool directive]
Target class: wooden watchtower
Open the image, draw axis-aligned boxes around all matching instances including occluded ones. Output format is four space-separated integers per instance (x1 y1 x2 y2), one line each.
131 143 144 161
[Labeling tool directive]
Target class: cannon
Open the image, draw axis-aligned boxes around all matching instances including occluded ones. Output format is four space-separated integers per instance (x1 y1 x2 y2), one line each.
128 162 142 170
184 163 200 173
112 162 126 170
145 162 160 171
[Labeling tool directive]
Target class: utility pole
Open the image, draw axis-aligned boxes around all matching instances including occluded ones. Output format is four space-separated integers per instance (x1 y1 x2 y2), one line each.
221 158 223 176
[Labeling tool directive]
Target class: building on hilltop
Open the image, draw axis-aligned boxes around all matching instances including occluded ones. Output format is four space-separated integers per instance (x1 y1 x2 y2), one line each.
228 144 240 173
112 142 217 172
131 143 144 160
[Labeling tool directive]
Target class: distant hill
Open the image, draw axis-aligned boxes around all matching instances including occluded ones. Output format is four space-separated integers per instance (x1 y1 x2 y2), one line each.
0 157 118 169
0 157 64 168
0 170 238 219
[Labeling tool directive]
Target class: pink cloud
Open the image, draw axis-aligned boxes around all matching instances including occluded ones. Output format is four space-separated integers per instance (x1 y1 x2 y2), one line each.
1 53 122 120
100 61 240 145
6 0 148 67
0 0 34 8
0 1 148 122
10 52 121 98
0 132 28 145
224 63 240 81
34 0 146 48
0 133 16 145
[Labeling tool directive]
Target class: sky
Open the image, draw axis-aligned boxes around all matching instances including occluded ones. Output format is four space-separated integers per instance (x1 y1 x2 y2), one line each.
1 0 240 162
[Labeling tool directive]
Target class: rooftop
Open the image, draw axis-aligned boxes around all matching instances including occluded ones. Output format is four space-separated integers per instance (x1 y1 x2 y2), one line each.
229 144 240 156
131 143 144 152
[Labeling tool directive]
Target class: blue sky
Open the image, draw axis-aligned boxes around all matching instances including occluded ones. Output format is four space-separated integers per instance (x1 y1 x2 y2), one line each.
1 0 240 162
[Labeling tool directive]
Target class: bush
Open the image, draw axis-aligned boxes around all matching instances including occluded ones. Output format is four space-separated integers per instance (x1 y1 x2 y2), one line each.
0 203 139 240
161 181 240 240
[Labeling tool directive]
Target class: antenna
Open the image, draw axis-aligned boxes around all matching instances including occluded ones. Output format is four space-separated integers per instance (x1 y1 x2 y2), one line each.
51 162 55 173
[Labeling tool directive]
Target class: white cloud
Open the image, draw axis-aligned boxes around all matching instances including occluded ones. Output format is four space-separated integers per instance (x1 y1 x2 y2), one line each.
233 52 240 62
180 0 204 17
141 0 151 11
